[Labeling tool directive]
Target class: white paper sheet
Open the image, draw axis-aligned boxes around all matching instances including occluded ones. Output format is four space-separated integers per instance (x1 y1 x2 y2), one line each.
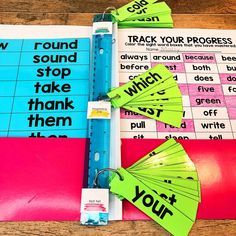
118 28 236 140
0 24 122 221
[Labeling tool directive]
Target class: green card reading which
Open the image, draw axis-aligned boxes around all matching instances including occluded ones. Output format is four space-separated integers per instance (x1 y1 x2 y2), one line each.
107 64 184 127
109 139 201 236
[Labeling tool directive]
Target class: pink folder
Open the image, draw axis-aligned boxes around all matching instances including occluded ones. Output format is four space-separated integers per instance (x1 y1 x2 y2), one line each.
121 139 236 220
0 138 236 220
0 137 88 221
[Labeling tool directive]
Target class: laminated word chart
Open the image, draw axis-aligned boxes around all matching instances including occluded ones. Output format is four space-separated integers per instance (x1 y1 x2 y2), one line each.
0 38 90 138
119 29 236 140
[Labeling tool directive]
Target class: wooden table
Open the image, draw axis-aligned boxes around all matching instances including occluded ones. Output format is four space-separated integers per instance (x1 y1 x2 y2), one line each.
0 0 235 235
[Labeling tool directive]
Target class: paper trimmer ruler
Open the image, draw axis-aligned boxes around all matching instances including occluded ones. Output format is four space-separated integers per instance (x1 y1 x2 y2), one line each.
88 14 113 188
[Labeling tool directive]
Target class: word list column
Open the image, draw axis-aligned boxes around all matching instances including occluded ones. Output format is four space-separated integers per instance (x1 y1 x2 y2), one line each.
8 38 90 138
184 53 233 139
151 52 196 140
217 53 236 138
119 51 158 139
0 39 22 136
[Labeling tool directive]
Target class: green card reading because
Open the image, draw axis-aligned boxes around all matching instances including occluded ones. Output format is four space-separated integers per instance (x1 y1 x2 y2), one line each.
107 64 184 127
109 139 201 235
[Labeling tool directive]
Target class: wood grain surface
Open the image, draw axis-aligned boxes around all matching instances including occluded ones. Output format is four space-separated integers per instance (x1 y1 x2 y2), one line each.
0 0 235 235
0 0 235 14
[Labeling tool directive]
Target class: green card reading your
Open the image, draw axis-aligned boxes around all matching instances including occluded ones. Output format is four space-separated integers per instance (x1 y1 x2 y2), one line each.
109 139 201 235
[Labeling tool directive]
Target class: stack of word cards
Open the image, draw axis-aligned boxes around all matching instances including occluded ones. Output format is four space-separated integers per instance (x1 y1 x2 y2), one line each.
112 1 173 28
109 138 200 235
108 64 184 128
0 38 90 138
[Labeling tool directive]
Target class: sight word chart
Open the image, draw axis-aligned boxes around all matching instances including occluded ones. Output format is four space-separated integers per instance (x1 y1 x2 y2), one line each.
118 29 236 140
0 38 90 138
